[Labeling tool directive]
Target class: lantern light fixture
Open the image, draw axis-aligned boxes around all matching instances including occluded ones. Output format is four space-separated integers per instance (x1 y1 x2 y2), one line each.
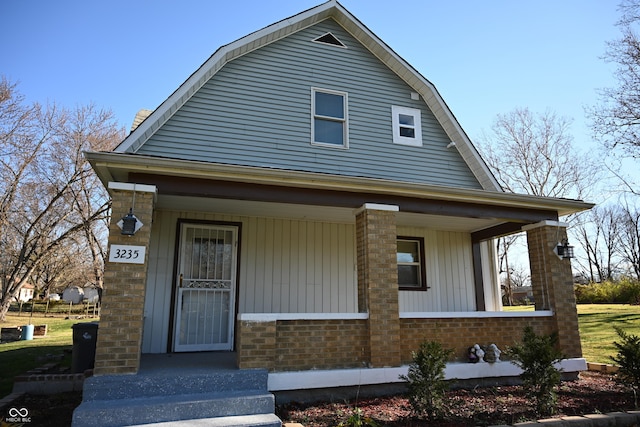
119 208 139 236
554 239 575 260
116 186 143 236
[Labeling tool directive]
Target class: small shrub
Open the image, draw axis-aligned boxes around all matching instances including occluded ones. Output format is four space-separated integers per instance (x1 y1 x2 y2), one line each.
611 326 640 408
399 340 453 420
507 326 564 416
574 278 640 304
337 407 378 427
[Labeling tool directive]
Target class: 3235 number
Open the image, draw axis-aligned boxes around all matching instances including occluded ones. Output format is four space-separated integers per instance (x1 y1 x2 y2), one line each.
112 248 140 260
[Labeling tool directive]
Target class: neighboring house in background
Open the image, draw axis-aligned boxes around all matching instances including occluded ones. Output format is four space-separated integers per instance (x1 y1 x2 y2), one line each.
511 286 534 304
62 286 84 304
46 293 61 301
82 286 100 304
17 284 34 303
74 1 593 425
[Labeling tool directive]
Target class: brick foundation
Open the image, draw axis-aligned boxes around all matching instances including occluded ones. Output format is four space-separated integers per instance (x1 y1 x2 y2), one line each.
237 314 561 372
400 316 556 363
237 318 369 371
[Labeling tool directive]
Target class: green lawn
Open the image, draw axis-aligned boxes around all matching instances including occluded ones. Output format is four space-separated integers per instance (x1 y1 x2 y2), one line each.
577 304 640 364
504 303 640 364
0 314 97 396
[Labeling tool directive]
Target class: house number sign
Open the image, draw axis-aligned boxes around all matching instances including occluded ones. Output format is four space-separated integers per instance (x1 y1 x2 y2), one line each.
109 244 146 264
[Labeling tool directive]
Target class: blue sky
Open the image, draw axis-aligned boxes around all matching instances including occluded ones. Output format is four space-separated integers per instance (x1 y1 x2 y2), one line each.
1 0 635 198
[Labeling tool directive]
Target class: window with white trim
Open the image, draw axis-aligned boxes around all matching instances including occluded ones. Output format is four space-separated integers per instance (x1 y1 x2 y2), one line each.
392 105 422 146
312 88 348 148
397 237 428 290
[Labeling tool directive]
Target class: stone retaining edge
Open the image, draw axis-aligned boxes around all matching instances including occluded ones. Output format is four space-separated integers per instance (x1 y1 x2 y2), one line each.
494 411 640 427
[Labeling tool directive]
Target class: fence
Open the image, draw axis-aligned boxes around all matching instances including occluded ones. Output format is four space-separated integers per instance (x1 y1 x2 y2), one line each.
10 300 100 318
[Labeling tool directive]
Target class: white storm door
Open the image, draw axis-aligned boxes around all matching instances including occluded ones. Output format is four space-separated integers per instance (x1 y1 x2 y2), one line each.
174 224 237 352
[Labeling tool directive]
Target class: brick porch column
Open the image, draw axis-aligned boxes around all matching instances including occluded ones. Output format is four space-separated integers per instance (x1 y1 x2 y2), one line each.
355 203 401 368
523 220 582 358
93 182 157 375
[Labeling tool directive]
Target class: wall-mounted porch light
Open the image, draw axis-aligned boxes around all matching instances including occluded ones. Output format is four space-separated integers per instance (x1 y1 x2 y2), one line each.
554 239 575 259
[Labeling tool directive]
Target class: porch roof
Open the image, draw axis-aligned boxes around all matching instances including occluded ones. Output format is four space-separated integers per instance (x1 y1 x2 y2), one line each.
86 151 593 237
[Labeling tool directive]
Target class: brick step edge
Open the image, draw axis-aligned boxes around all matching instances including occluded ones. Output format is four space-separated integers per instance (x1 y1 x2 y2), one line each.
12 372 89 394
586 362 620 373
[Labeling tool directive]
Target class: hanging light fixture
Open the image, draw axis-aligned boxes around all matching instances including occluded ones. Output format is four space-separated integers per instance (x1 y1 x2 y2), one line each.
554 238 575 259
119 208 138 236
116 187 143 236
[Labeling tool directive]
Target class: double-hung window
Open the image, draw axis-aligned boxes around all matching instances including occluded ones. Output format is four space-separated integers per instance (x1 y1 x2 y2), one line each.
392 106 422 146
312 88 348 148
397 237 427 290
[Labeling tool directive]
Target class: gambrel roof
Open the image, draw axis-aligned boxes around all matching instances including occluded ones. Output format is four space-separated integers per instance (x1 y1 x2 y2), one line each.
114 0 500 191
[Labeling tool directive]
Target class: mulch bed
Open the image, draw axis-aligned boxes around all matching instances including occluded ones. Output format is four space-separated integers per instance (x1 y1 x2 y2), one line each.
1 371 635 427
276 371 637 426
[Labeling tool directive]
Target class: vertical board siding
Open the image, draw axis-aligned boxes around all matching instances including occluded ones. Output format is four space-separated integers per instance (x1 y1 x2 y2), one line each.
398 226 476 313
138 19 481 189
142 210 357 353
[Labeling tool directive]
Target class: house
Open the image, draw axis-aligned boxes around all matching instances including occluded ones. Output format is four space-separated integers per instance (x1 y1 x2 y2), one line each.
74 1 593 425
62 286 84 304
511 285 534 304
82 286 100 304
17 284 34 303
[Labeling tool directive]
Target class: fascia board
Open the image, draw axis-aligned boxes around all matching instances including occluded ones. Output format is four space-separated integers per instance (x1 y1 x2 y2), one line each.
85 151 594 217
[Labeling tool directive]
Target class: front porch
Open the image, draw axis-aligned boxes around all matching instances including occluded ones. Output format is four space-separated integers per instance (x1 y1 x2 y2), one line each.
75 176 590 425
93 182 585 375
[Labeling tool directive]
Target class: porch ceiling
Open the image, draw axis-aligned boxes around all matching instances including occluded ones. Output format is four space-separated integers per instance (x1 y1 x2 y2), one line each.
157 194 506 233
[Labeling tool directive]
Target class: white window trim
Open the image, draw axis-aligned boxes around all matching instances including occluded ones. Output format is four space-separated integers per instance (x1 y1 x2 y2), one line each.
311 87 349 149
392 105 422 146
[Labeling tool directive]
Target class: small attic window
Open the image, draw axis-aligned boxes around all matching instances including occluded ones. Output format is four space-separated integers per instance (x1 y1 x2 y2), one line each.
312 32 347 48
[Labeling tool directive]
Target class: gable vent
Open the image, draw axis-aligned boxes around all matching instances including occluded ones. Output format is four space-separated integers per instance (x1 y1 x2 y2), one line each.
312 32 347 48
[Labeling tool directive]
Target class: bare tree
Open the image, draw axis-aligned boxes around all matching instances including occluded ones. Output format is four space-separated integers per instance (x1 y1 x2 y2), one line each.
497 235 520 306
572 207 622 282
618 203 640 278
0 77 121 321
478 107 598 293
590 0 640 161
479 107 598 200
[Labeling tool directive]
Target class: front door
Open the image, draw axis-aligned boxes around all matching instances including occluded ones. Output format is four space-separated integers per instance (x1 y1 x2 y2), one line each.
174 223 238 352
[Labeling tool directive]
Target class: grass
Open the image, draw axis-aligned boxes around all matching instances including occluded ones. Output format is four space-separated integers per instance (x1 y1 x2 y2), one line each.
577 304 640 364
0 314 98 396
504 303 640 364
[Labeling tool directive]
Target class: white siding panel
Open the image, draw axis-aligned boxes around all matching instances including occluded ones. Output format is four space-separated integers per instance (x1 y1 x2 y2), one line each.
398 227 476 313
143 210 359 352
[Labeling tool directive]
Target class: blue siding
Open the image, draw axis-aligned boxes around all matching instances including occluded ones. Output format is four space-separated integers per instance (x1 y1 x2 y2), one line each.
138 19 482 189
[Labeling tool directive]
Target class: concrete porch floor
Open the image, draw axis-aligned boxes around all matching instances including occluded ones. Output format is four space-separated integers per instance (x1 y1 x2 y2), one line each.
139 351 239 373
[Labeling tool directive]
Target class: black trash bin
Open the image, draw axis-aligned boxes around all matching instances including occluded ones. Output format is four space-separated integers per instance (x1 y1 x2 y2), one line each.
71 322 98 374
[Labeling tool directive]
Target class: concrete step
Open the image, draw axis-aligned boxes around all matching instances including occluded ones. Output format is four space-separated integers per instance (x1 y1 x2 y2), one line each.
72 390 277 427
128 414 282 427
82 369 269 401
